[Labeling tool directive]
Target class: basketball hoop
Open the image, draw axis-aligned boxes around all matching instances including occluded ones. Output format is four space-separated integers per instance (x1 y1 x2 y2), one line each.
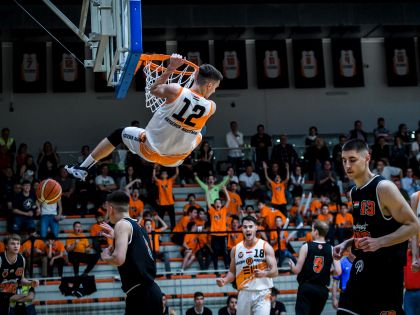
136 54 199 113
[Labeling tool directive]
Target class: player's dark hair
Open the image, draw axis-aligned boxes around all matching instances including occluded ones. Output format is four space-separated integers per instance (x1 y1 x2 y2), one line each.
4 234 21 245
313 220 329 237
106 190 130 212
226 295 237 305
230 215 240 222
342 139 369 153
188 206 197 214
194 291 204 299
73 221 81 227
196 64 223 85
271 287 279 295
241 215 257 225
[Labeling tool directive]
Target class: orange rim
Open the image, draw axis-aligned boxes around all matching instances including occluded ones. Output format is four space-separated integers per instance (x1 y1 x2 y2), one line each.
135 54 198 75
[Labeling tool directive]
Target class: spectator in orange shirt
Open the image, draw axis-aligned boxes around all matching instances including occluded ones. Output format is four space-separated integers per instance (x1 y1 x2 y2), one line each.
226 182 242 218
207 188 230 270
140 210 156 229
336 203 354 243
172 207 198 246
66 221 99 276
0 241 4 253
227 215 243 251
196 221 213 270
195 208 207 231
90 215 112 254
153 166 178 229
263 161 289 215
269 216 296 267
258 201 287 231
180 222 200 273
127 188 144 220
45 232 66 277
182 194 203 216
20 231 47 276
144 215 171 272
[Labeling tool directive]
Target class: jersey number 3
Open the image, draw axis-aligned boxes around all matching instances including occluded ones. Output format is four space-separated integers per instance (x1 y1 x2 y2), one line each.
313 256 324 273
172 98 206 128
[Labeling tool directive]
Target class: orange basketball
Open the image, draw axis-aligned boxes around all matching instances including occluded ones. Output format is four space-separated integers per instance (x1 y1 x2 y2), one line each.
36 179 62 204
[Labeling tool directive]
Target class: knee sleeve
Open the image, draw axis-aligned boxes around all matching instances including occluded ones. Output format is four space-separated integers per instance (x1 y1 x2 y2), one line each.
107 128 124 147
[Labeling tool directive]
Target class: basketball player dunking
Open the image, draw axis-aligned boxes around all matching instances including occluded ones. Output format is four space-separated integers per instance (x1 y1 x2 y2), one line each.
66 54 223 180
334 139 420 315
100 191 162 315
216 215 278 315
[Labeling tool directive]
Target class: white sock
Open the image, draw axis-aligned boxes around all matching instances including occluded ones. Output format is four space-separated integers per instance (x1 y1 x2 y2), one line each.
80 154 97 169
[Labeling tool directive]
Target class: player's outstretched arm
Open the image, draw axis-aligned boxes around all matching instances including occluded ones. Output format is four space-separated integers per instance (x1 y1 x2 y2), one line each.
358 181 420 252
216 248 236 287
150 53 184 100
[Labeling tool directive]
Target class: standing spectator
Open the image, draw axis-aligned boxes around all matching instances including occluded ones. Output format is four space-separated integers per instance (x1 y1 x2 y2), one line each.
289 165 305 197
226 121 244 172
37 141 59 180
207 189 230 270
270 287 287 315
335 204 354 244
55 166 75 213
373 117 390 143
77 145 90 164
304 137 330 179
15 144 29 177
218 295 237 315
0 128 16 168
153 166 178 229
195 173 229 206
395 123 411 144
391 135 409 170
39 197 62 238
289 221 341 315
182 194 203 216
271 134 299 171
371 136 390 165
332 251 355 310
195 141 214 179
332 135 347 180
402 168 419 196
45 232 66 277
251 124 272 169
314 160 340 201
263 161 289 214
66 221 99 276
348 120 368 142
305 126 318 147
186 292 212 315
95 164 118 206
145 216 171 273
226 167 239 184
372 159 402 180
11 181 38 234
238 165 263 201
120 166 141 192
20 155 37 184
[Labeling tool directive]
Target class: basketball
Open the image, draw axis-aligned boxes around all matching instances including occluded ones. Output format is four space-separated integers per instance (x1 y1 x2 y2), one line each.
36 178 62 204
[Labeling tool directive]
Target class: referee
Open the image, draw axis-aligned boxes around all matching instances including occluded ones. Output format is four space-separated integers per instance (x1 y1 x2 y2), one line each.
101 191 162 315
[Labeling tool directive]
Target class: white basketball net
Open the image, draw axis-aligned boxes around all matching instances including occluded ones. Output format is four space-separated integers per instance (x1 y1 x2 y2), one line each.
143 60 197 113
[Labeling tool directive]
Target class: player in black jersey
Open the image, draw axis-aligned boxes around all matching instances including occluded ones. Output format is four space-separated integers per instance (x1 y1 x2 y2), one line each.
0 234 39 314
100 191 163 315
290 220 341 315
334 139 420 315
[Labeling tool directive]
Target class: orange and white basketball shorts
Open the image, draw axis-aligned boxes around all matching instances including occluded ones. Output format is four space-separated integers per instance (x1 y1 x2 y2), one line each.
237 289 271 315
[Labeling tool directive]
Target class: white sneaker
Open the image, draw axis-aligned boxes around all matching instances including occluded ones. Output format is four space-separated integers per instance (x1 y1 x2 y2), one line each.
65 165 88 181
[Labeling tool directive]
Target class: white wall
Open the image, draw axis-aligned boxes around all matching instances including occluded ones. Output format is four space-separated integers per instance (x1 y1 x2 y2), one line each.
0 39 419 154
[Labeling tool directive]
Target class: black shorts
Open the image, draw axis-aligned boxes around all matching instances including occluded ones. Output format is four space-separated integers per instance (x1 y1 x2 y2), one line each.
125 282 162 315
295 282 329 315
0 293 12 315
338 256 405 315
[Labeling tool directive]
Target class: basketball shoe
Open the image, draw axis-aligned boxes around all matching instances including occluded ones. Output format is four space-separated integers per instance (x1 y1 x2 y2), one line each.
65 165 88 181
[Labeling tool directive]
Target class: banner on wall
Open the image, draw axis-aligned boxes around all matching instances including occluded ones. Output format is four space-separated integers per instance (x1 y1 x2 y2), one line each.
385 38 417 87
292 39 325 88
177 41 210 66
255 40 289 89
331 38 364 87
13 42 47 93
135 41 167 92
214 40 248 89
52 42 86 92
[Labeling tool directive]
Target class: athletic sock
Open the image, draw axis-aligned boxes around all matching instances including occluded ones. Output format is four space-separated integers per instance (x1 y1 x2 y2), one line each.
80 154 97 169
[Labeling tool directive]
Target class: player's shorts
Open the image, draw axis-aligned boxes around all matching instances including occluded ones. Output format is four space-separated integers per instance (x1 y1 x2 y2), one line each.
237 289 271 315
338 256 405 315
125 282 162 315
295 282 329 315
121 127 188 167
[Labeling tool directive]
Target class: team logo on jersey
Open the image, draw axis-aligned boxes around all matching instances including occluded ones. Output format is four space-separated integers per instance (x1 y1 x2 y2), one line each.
238 251 243 258
313 256 324 273
2 270 8 278
355 259 364 274
15 268 24 277
246 257 253 265
380 311 396 315
317 244 323 250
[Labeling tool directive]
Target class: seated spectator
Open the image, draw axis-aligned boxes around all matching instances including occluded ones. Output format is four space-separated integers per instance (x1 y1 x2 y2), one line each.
172 207 198 246
11 181 38 234
195 141 214 179
305 126 318 146
348 120 368 142
239 165 263 201
227 216 243 252
153 166 178 229
66 221 99 276
90 215 112 255
207 189 230 270
120 166 141 192
226 121 244 172
15 143 29 176
0 167 17 214
127 188 144 220
145 216 170 272
373 117 391 143
269 216 296 267
263 161 289 215
304 137 330 179
20 231 47 276
37 141 59 180
55 166 75 212
19 155 37 184
390 135 409 170
45 232 66 277
8 283 36 315
96 201 107 217
186 292 213 315
218 295 237 315
270 287 287 315
162 293 176 315
335 204 354 244
317 204 335 243
95 165 118 206
314 160 341 202
258 201 286 231
332 135 347 180
195 173 229 206
289 165 305 197
226 182 242 218
39 197 62 238
371 136 390 164
373 159 402 180
395 123 410 143
196 208 207 231
196 221 212 270
182 194 203 216
401 168 419 196
226 167 239 185
180 222 200 273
